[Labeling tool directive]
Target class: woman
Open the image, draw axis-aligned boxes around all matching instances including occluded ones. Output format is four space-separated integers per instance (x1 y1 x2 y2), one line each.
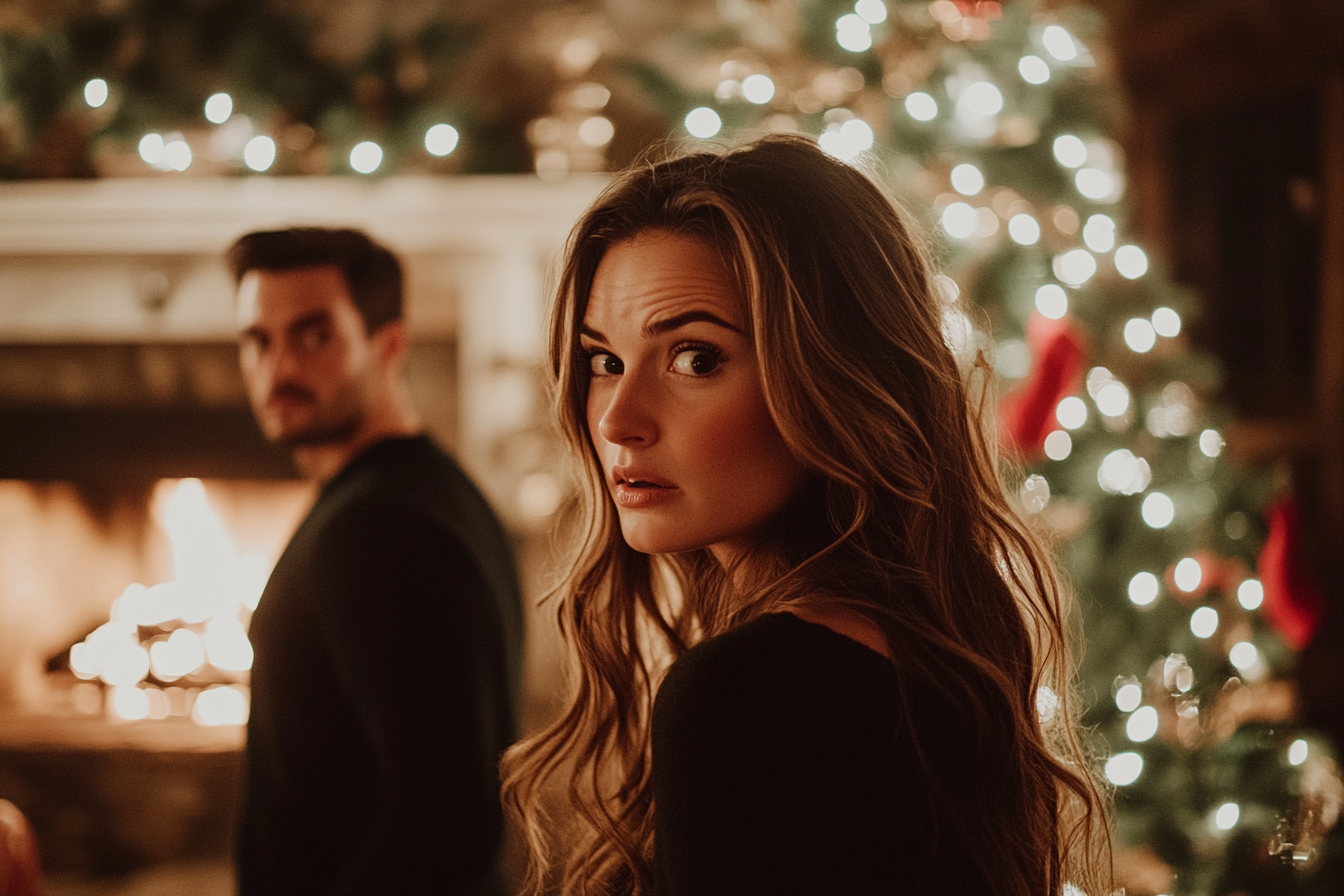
502 135 1111 895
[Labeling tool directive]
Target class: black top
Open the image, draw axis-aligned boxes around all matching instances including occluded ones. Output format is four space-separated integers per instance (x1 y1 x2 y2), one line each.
651 612 992 896
236 435 523 896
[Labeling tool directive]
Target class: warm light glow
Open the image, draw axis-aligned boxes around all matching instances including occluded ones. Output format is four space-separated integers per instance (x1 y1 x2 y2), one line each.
1127 705 1158 742
1152 306 1181 336
1097 449 1150 495
1053 134 1087 168
1055 249 1096 286
836 14 873 51
685 107 721 139
204 93 233 124
1142 492 1175 528
974 207 998 238
139 133 165 165
1238 579 1264 610
1075 168 1115 200
110 686 151 721
1019 474 1050 514
1031 284 1066 319
1214 802 1240 831
959 81 1003 117
1042 25 1078 62
935 274 960 303
1128 572 1159 606
163 138 192 171
941 202 977 239
1008 213 1040 245
1190 606 1219 639
855 0 888 24
1082 214 1115 252
425 123 459 156
84 78 109 108
518 473 562 520
820 118 874 160
951 163 984 195
1095 381 1130 417
1105 752 1143 786
204 620 255 672
149 628 206 681
1115 245 1149 279
742 74 775 104
1036 686 1060 725
1044 430 1072 460
578 116 614 147
905 92 938 121
1115 681 1142 712
1018 55 1050 84
193 685 250 726
350 141 383 173
1124 319 1156 353
1056 396 1088 430
1174 557 1202 592
243 136 275 172
995 339 1030 379
1229 641 1259 672
1199 429 1224 458
1289 739 1309 766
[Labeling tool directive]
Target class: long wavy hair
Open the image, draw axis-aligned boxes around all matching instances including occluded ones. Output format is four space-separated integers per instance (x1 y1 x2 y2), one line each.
502 135 1111 896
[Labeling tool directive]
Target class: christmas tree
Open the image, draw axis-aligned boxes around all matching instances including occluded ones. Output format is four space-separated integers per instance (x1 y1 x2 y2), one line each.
598 2 1343 894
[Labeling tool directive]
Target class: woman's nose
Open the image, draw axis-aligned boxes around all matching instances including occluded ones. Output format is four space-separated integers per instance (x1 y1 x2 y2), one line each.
596 375 658 446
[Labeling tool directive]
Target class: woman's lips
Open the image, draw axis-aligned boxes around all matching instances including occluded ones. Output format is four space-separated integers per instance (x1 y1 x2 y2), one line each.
611 468 676 508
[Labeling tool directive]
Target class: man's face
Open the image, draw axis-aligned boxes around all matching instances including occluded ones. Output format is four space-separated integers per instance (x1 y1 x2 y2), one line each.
235 265 378 447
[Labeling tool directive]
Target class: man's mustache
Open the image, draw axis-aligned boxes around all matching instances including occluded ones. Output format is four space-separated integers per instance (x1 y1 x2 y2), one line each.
267 383 316 404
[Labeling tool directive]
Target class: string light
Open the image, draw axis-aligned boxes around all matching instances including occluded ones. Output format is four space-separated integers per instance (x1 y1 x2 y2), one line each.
1042 25 1078 62
941 202 976 239
204 92 232 124
1124 318 1156 353
1174 557 1202 592
1142 492 1175 528
1035 284 1068 319
163 137 192 171
425 123 459 156
1054 249 1096 286
1056 396 1088 430
1020 474 1050 514
139 133 165 165
1082 214 1115 252
1152 306 1181 336
854 0 887 24
1115 680 1143 712
1213 803 1240 831
1128 572 1159 606
243 135 275 172
84 78 108 108
1098 449 1150 495
1008 213 1040 245
1127 705 1158 742
958 81 1003 117
742 74 775 104
1095 376 1133 412
1044 430 1072 460
1199 429 1224 458
1075 167 1114 200
1115 245 1149 278
578 115 614 147
904 92 938 121
1105 752 1143 786
1190 606 1219 638
1289 739 1309 766
951 162 984 195
1053 134 1087 168
685 107 721 138
836 14 873 52
1237 579 1264 610
1018 55 1050 84
819 118 873 160
1228 642 1259 672
350 141 383 173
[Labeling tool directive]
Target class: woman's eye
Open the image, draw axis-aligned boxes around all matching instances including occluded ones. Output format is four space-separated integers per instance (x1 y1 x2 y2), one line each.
671 348 720 376
589 352 623 376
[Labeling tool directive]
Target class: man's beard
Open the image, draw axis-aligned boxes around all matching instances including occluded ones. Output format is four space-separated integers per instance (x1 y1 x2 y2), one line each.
260 382 365 448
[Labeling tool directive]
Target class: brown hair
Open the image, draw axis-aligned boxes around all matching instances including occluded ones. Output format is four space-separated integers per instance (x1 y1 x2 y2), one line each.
225 227 403 333
502 135 1111 896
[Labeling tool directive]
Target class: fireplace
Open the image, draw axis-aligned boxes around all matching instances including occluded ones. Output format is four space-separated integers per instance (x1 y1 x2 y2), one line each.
0 174 598 880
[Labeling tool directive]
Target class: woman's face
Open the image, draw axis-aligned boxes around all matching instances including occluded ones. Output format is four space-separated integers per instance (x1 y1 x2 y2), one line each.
581 230 804 565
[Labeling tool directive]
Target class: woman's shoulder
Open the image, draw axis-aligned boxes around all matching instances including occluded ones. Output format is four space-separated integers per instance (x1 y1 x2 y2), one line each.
655 613 897 735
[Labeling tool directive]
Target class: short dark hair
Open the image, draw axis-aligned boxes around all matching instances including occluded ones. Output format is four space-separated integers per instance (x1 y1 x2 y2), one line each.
225 227 403 332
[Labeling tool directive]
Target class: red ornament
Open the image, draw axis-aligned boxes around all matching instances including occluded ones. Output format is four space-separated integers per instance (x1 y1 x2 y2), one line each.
1257 496 1326 650
999 311 1088 461
953 0 1003 19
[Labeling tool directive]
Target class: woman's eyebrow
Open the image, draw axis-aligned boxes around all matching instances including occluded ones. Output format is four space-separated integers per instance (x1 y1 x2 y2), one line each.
643 310 742 337
579 323 608 343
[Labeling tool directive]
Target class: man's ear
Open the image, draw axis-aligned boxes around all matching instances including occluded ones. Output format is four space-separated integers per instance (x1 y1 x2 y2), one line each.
373 319 409 372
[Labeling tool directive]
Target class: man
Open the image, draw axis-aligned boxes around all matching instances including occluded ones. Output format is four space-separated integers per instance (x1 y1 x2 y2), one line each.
227 227 523 895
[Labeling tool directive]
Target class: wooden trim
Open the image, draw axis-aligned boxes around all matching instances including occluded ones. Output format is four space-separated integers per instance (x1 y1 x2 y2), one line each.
1316 70 1344 539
